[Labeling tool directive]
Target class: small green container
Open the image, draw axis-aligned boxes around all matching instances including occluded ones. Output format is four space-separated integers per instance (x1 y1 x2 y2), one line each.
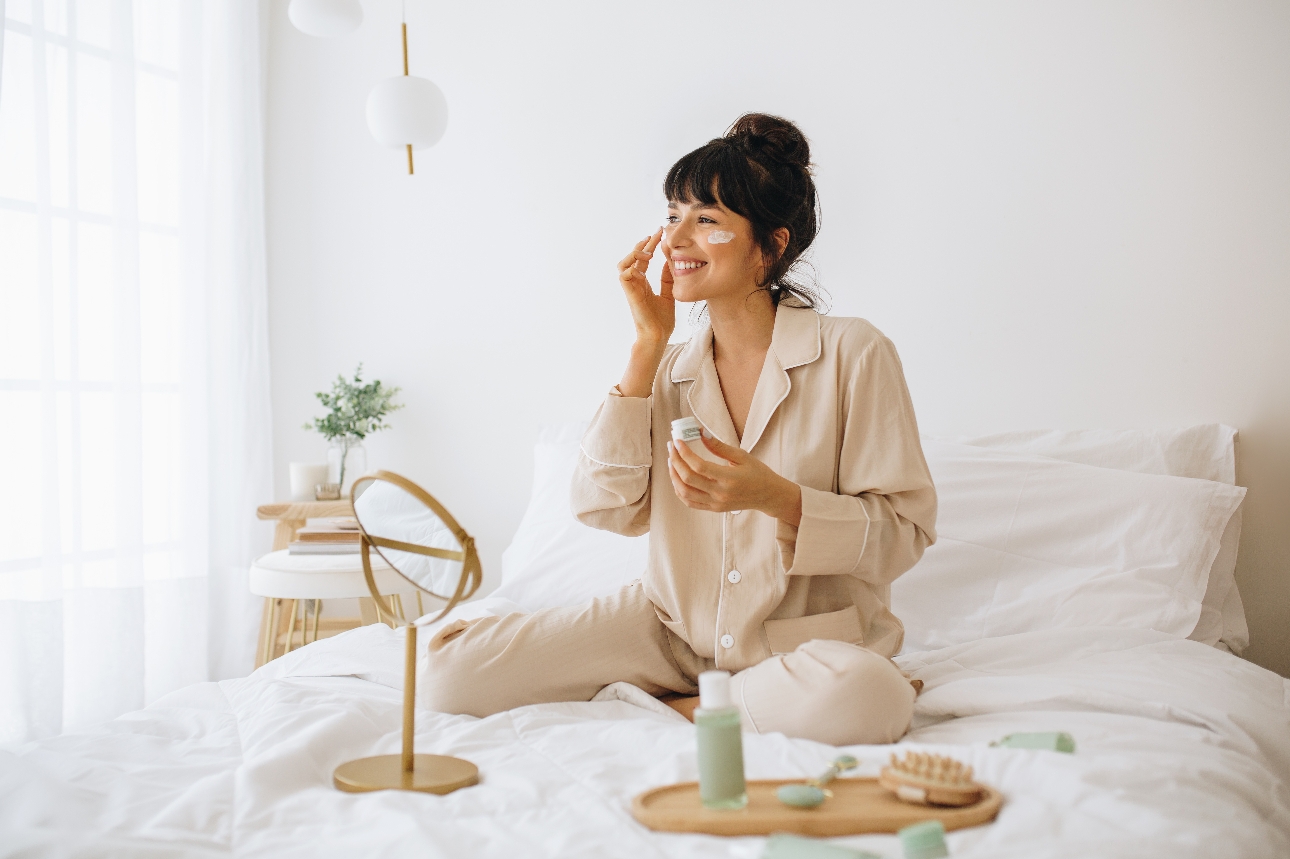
898 819 949 859
992 731 1076 753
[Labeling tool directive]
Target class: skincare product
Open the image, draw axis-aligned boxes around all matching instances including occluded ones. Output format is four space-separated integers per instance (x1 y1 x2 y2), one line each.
991 732 1076 753
289 462 330 501
776 755 859 808
695 670 747 810
898 819 949 859
671 417 729 465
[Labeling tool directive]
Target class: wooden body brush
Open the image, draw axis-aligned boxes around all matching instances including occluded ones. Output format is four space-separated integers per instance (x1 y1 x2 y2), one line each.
879 752 984 807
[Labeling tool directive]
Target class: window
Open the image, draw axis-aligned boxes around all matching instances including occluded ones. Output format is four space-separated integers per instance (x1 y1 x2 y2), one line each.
0 0 213 739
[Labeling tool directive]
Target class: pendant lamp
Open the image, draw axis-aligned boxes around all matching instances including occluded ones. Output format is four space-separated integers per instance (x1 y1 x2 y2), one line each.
366 13 449 175
287 0 363 37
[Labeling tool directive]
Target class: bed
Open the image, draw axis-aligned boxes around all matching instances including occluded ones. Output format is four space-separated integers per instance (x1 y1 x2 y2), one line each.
3 424 1288 858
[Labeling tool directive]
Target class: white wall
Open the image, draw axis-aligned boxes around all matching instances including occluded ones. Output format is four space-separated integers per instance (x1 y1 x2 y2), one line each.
263 1 1290 675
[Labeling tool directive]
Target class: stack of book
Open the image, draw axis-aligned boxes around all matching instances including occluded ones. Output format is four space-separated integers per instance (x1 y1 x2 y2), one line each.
288 517 362 554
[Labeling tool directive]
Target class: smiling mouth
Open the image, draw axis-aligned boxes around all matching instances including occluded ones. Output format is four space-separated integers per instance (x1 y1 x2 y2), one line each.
671 260 707 274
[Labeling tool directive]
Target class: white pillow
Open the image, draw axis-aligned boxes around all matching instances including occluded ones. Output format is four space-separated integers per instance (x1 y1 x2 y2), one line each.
948 425 1237 483
497 423 1246 655
949 426 1247 653
494 422 647 611
890 439 1245 654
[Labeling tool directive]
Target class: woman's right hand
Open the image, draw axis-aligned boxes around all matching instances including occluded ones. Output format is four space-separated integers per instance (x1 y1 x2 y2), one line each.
617 228 674 346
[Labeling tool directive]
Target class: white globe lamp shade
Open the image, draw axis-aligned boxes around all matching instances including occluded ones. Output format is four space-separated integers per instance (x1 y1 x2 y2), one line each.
288 0 363 38
366 76 449 151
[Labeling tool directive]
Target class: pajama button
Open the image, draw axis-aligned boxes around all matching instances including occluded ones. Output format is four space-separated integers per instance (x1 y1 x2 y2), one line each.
720 634 734 648
727 569 742 584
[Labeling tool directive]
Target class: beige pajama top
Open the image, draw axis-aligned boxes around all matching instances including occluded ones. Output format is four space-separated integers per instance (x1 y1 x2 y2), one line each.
571 305 937 672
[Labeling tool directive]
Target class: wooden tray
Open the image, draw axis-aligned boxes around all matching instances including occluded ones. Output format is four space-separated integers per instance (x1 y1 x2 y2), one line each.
632 777 1003 837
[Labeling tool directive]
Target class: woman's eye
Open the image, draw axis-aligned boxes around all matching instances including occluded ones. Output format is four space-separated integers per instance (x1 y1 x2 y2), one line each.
698 217 716 224
665 215 679 224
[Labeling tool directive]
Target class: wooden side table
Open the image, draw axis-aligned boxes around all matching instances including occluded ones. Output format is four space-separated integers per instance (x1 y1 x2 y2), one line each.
257 500 354 552
255 500 385 667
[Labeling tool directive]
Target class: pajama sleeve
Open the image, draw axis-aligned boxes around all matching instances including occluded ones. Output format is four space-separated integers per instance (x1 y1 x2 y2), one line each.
776 336 938 585
570 388 654 537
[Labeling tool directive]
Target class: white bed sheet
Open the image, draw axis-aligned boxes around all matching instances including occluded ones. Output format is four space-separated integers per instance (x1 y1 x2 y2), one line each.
4 601 1288 858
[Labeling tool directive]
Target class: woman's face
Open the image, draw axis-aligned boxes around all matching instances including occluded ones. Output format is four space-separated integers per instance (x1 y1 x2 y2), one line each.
661 199 764 305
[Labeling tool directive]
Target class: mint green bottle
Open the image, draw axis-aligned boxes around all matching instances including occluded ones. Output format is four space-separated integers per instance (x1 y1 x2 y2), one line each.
695 670 748 810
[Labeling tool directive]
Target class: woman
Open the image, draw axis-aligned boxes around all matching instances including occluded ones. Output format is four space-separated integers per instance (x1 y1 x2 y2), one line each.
425 114 937 746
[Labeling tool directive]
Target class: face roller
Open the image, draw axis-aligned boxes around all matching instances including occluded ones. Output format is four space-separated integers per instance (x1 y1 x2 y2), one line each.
775 755 859 808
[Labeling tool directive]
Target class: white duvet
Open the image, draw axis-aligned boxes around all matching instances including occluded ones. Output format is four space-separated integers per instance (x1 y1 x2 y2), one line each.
4 602 1289 858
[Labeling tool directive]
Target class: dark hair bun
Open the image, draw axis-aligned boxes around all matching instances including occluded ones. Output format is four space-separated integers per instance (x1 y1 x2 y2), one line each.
725 113 811 170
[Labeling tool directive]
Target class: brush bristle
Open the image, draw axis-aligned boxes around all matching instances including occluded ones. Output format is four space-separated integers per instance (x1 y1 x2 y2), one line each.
887 752 974 786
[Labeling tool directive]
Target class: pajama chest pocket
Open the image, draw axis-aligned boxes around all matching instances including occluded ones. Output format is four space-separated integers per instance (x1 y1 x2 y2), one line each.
763 606 864 655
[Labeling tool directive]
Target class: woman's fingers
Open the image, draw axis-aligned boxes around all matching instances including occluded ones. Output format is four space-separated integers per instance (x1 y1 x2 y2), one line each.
620 232 665 292
669 440 717 484
668 459 717 510
634 229 662 274
618 236 651 272
669 446 723 509
700 434 746 463
659 257 674 301
643 228 662 255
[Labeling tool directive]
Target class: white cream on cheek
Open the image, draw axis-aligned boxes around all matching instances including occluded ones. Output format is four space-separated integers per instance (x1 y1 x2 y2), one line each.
707 230 735 244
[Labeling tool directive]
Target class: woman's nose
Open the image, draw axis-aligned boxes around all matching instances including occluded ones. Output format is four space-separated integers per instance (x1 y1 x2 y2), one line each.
665 220 694 247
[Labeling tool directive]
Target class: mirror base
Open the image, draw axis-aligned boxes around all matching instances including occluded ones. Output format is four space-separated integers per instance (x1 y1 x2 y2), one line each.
333 754 479 795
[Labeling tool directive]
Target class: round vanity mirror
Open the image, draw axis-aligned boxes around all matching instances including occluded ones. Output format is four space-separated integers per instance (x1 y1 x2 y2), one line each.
350 471 482 624
333 470 482 796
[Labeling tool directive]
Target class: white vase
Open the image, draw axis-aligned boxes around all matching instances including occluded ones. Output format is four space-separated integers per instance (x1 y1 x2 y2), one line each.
327 439 367 496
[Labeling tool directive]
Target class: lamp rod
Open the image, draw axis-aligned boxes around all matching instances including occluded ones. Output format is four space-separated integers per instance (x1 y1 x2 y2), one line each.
402 21 414 175
402 22 409 75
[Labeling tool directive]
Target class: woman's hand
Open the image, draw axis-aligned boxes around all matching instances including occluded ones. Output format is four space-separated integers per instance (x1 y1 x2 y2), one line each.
667 434 803 527
618 228 674 344
616 228 674 397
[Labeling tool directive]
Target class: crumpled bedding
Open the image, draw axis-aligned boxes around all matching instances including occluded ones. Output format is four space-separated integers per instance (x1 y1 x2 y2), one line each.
3 605 1288 858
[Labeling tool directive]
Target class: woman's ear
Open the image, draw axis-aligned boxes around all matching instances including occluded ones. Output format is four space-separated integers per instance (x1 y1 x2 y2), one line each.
772 227 790 256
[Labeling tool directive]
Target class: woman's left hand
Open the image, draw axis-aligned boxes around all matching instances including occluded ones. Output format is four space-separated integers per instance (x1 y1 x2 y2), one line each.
668 435 803 527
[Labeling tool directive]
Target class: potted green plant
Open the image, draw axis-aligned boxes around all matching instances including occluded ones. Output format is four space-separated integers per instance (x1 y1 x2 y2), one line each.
305 365 403 495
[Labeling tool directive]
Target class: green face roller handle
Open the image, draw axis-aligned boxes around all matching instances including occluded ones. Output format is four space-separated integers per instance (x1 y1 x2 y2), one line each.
776 756 860 808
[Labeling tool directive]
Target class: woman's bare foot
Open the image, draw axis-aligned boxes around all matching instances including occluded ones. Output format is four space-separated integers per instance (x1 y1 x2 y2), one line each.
660 694 701 722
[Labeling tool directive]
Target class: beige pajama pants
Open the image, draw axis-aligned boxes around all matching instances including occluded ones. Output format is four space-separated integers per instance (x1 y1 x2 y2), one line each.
423 582 915 746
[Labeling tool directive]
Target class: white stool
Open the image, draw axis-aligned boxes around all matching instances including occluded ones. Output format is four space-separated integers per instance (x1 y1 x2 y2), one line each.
250 549 428 666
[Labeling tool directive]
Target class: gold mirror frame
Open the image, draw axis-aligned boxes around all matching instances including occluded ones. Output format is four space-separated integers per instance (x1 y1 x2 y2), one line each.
332 470 482 796
352 470 482 626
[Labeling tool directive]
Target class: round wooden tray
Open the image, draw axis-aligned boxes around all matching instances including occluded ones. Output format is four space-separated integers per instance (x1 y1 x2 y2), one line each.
632 777 1003 837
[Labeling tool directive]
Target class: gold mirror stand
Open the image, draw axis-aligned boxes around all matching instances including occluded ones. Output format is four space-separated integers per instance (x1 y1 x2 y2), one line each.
331 620 478 794
332 471 482 795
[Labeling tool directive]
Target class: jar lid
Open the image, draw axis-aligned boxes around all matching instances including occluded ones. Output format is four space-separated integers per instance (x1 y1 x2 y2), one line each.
671 416 702 433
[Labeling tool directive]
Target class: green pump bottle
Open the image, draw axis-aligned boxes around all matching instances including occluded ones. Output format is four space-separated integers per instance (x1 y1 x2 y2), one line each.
695 670 748 810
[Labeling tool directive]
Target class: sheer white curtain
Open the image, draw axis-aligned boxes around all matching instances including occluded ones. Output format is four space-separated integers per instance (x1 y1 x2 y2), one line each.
0 0 273 744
